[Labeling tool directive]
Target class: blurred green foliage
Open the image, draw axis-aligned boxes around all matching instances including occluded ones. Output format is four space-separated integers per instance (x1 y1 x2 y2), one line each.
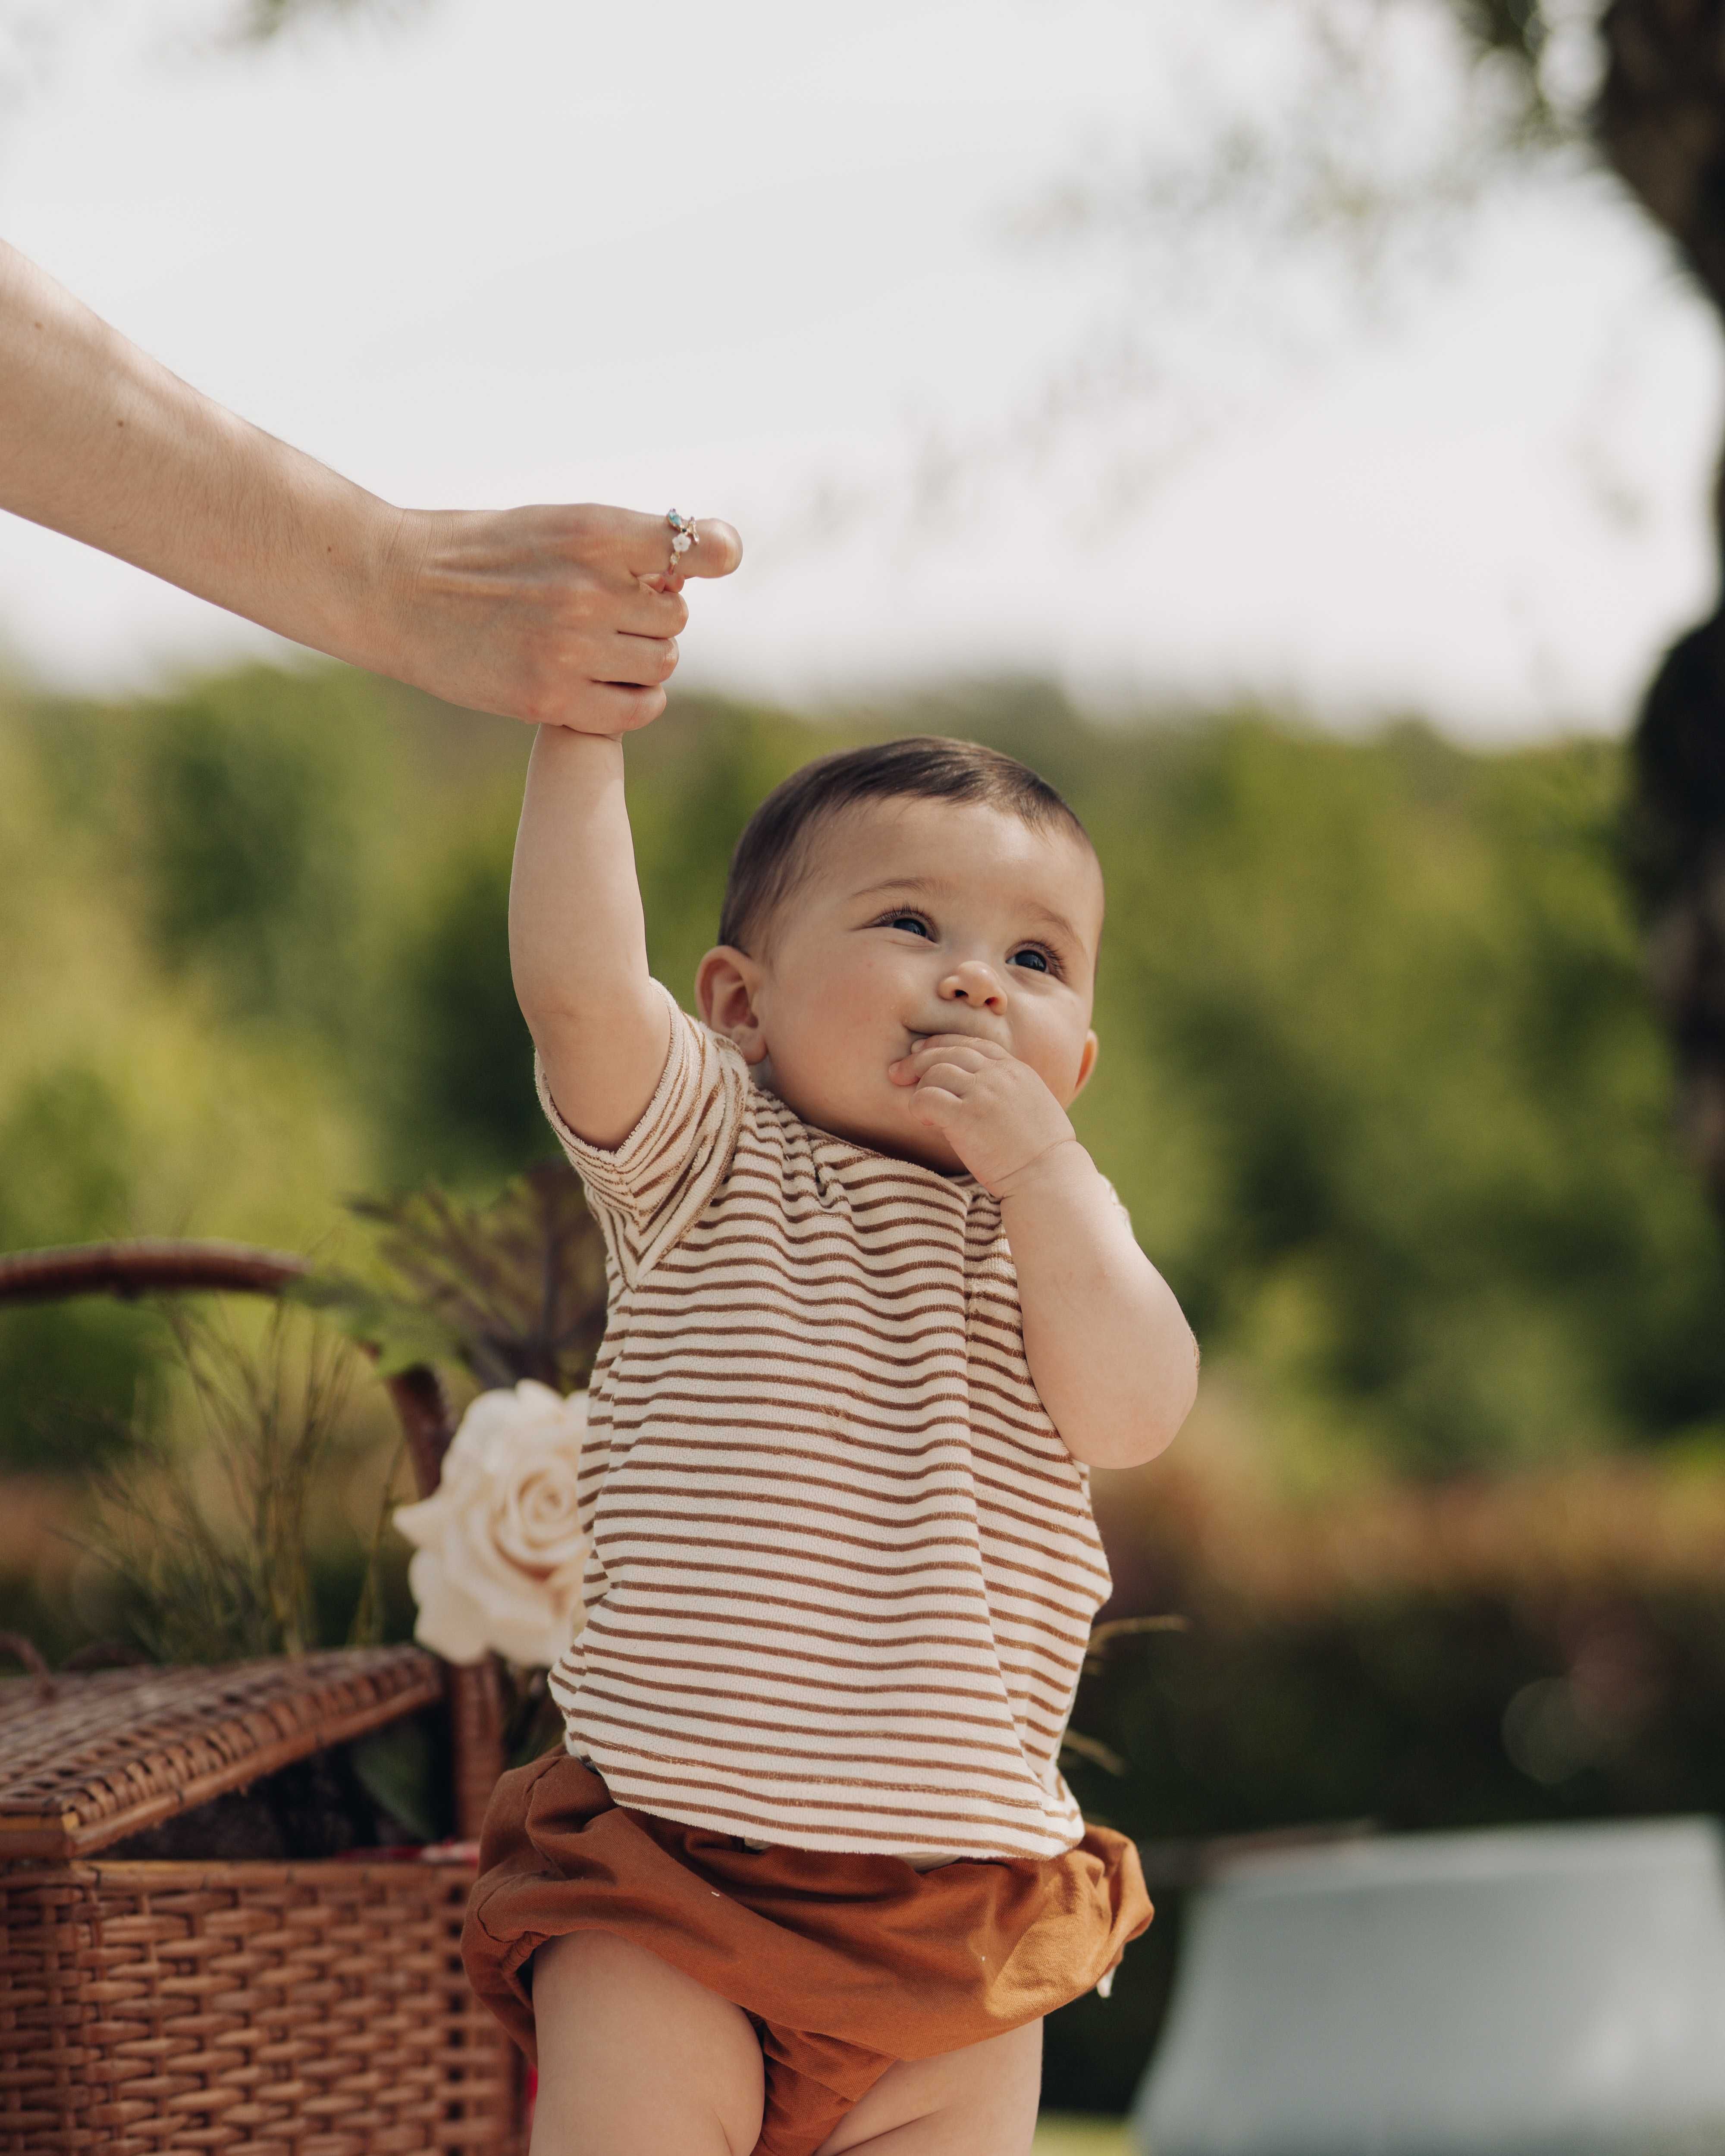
0 1064 154 1468
1062 712 1725 1473
392 842 543 1182
136 669 371 1032
1 663 1722 1482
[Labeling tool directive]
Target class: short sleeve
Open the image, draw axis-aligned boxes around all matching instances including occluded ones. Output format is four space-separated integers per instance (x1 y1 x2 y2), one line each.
535 981 749 1289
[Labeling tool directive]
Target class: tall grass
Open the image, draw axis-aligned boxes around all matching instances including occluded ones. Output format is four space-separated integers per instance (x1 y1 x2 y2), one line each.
86 1304 362 1663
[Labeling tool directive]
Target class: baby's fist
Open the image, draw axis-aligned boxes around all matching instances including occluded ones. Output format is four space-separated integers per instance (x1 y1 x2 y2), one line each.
889 1035 1077 1195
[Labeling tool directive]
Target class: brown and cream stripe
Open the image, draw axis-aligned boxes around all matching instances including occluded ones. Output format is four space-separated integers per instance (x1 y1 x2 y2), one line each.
538 985 1115 1864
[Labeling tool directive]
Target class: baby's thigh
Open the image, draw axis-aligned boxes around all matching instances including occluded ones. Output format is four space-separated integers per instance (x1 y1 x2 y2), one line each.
814 2018 1042 2156
529 1930 765 2156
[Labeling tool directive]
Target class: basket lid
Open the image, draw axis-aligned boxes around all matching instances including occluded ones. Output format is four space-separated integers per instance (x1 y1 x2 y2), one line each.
0 1644 444 1859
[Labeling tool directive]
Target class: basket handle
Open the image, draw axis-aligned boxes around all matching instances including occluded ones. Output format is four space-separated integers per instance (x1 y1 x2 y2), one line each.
0 1241 307 1308
0 1241 458 1497
0 1238 504 1835
0 1631 56 1703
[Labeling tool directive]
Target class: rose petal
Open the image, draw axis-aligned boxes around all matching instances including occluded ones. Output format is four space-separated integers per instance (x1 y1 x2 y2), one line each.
397 1381 591 1668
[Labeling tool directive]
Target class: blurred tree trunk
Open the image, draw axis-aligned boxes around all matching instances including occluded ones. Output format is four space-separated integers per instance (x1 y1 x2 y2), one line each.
1600 0 1725 1206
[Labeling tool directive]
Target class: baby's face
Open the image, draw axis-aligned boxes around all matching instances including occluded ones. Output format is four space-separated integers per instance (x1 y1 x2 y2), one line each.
697 796 1104 1172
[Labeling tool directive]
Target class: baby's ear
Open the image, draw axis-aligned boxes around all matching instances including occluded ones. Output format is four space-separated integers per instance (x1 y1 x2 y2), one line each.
1070 1030 1100 1102
696 947 768 1064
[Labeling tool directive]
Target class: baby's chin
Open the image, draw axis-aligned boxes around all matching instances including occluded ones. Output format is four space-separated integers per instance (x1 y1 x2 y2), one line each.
765 1069 967 1174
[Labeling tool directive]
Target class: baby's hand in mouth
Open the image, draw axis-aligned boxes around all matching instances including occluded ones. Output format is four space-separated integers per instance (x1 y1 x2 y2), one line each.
887 1035 1077 1195
890 1028 990 1079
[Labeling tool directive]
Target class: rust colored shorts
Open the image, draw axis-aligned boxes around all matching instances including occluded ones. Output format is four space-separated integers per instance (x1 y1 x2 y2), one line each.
461 1752 1153 2156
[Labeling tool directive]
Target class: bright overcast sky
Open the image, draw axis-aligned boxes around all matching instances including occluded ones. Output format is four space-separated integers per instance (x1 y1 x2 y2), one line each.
1 0 1720 740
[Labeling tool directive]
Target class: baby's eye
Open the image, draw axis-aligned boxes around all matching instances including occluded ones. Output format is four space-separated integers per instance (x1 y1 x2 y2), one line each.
886 913 933 939
1010 946 1054 975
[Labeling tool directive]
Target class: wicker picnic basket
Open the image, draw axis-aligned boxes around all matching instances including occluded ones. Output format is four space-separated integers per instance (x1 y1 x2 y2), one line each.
0 1241 525 2156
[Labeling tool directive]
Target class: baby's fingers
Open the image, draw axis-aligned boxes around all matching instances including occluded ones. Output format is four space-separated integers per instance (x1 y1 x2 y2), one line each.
910 1034 1009 1061
560 682 668 737
888 1040 992 1084
905 1081 966 1128
904 1057 981 1100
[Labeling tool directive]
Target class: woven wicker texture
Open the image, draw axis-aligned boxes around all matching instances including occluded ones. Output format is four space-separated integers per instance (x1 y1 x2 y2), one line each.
0 1650 444 1861
0 1244 521 2147
0 1859 514 2154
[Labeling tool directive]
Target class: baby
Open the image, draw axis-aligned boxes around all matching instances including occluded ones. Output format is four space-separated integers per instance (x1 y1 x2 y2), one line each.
463 703 1199 2156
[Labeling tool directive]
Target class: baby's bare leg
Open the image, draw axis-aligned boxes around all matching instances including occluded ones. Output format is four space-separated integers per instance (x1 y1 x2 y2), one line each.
813 2019 1042 2156
530 1931 765 2156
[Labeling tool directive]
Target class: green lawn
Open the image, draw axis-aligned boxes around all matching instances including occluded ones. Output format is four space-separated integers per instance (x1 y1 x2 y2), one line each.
1034 2118 1131 2154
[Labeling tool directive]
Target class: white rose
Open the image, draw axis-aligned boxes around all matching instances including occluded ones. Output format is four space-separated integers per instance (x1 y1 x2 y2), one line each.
393 1379 590 1668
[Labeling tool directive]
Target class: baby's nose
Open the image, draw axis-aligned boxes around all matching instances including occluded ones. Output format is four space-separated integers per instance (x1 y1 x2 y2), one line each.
939 961 1007 1013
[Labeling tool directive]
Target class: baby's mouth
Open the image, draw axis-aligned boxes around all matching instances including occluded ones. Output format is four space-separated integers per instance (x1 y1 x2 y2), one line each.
904 1023 993 1049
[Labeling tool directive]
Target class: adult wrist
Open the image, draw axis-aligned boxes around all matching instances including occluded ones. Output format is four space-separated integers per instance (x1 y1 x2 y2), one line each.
308 484 420 678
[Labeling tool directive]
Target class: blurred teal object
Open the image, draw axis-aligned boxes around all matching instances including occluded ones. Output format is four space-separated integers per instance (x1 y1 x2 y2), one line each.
1132 1819 1725 2156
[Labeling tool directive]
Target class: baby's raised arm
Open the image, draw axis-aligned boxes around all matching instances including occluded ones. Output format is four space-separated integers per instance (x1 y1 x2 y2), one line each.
509 526 740 1144
510 730 668 1148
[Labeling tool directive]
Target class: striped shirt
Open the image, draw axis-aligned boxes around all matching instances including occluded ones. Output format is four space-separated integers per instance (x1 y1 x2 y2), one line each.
539 983 1115 1864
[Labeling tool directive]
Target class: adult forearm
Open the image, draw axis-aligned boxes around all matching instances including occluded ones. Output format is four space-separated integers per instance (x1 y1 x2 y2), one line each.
0 239 737 728
1002 1147 1198 1470
0 240 398 668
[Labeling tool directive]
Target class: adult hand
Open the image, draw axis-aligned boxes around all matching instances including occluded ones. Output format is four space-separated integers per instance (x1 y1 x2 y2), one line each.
0 239 741 724
373 504 742 733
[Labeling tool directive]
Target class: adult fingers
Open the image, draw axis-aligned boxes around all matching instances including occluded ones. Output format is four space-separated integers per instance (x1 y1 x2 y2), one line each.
600 633 680 688
676 517 744 579
612 508 744 583
615 580 690 636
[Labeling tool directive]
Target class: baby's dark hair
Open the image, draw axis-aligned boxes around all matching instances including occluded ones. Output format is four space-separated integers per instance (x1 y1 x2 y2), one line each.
717 735 1093 955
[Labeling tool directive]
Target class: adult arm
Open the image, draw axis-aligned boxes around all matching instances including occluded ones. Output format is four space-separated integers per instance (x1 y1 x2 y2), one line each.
0 239 740 727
